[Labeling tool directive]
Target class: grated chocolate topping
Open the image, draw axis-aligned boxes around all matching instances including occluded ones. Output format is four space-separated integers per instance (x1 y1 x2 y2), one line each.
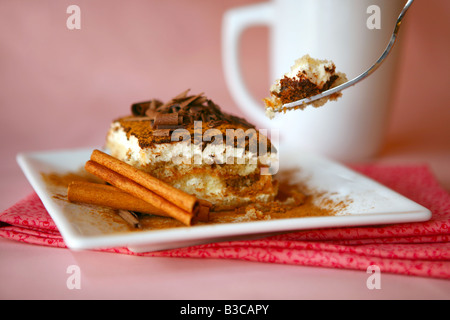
130 89 255 130
114 90 274 152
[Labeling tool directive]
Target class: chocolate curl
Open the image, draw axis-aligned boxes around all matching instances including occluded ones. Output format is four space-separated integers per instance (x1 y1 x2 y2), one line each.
131 99 162 116
131 102 149 116
152 112 186 135
154 112 180 126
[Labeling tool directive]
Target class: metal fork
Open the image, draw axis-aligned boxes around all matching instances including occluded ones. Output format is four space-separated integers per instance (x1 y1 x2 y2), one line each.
281 0 414 111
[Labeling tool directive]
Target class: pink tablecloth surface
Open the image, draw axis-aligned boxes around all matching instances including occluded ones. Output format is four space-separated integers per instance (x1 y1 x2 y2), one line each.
1 164 449 279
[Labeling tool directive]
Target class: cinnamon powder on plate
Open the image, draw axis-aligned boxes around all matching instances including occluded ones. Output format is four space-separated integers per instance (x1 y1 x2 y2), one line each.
40 168 349 231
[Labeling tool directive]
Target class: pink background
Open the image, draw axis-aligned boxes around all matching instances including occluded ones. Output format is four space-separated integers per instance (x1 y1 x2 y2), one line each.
1 0 450 211
1 0 449 299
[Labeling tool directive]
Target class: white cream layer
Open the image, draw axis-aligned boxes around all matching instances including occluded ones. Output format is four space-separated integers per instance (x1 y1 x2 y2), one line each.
105 122 277 175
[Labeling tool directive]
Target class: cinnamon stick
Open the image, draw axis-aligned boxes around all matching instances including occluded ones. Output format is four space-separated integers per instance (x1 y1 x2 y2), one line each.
84 160 194 226
90 149 198 214
67 181 210 222
67 181 169 216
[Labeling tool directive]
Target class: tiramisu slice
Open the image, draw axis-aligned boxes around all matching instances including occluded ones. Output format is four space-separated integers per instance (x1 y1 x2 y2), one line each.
105 90 278 210
264 54 347 118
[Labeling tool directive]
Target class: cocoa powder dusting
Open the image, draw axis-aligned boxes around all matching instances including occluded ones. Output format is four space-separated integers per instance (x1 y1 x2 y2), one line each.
41 169 350 232
120 90 274 153
41 169 139 233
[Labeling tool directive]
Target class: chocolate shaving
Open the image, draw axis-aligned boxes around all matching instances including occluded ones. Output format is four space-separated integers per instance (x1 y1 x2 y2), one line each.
178 92 204 108
131 102 148 116
129 89 262 142
154 112 179 126
169 104 181 113
131 99 162 116
149 99 159 110
189 106 204 114
145 108 158 118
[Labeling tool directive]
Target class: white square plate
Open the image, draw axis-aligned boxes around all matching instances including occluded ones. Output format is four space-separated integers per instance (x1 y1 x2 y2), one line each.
17 147 431 252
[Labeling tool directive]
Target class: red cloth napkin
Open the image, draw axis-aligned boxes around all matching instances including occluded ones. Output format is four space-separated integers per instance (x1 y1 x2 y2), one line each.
1 165 449 279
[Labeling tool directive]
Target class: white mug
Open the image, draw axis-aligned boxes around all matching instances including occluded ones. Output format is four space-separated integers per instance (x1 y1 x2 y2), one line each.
222 0 406 161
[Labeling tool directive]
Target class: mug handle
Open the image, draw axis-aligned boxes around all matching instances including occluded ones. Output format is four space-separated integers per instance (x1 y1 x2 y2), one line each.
222 2 274 128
